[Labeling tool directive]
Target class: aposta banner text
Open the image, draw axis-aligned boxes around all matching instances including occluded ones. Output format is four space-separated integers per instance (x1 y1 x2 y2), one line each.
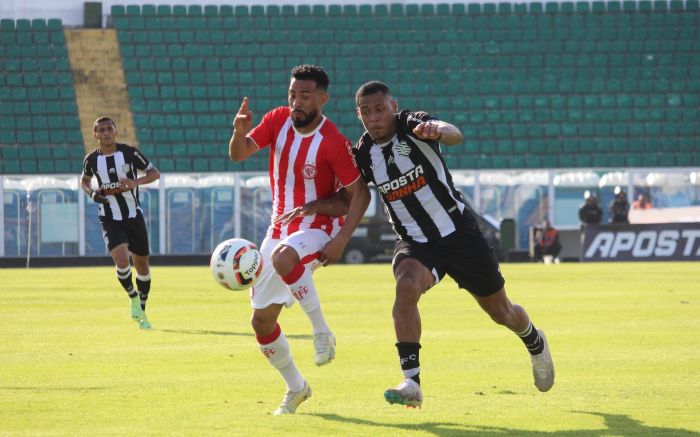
582 223 700 261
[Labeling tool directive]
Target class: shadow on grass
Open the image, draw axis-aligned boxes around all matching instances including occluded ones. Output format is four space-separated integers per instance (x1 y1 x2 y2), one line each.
0 386 107 391
308 411 699 437
158 328 311 340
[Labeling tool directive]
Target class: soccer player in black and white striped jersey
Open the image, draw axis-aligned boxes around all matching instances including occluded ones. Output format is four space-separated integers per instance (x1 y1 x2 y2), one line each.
80 116 160 330
351 82 555 407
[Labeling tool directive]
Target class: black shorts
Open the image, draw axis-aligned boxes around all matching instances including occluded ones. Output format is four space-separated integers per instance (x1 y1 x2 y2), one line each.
100 211 150 256
393 210 505 297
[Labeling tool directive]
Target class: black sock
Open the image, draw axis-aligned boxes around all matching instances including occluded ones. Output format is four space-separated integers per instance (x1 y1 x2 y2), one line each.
136 273 151 311
396 342 421 385
518 322 544 355
116 266 137 298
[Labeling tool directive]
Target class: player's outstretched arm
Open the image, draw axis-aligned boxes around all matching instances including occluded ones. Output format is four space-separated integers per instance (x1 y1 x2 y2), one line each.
320 178 370 265
413 120 463 146
273 189 351 225
229 97 258 161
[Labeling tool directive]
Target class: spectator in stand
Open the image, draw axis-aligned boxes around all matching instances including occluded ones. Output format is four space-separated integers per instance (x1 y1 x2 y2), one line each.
533 220 562 264
608 186 630 224
578 191 603 227
632 192 653 210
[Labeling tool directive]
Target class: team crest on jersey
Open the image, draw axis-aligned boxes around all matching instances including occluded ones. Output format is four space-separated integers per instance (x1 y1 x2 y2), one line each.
122 163 131 174
108 168 116 174
302 163 317 179
396 141 411 156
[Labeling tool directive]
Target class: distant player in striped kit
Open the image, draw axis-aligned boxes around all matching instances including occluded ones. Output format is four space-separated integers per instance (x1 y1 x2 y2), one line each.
228 65 370 415
80 116 160 330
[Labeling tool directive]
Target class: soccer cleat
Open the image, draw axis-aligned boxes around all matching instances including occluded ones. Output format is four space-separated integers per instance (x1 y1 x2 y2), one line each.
313 332 336 366
384 378 423 408
531 329 555 392
138 312 152 330
130 296 143 322
273 381 312 415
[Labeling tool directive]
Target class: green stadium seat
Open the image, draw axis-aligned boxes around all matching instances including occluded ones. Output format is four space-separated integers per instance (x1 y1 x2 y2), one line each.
498 3 513 13
264 5 281 16
545 2 559 13
21 160 38 173
576 0 591 14
1 18 14 30
483 3 497 14
15 19 30 31
125 5 140 16
140 4 155 16
559 1 576 14
512 3 527 13
389 3 404 15
154 5 170 16
604 1 620 11
111 5 125 16
31 19 46 30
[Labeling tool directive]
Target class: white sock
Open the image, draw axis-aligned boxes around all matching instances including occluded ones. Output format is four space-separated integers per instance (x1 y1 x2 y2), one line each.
257 324 305 392
282 264 330 334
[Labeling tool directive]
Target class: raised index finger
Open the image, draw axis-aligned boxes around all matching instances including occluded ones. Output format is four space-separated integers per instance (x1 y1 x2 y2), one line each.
238 97 249 113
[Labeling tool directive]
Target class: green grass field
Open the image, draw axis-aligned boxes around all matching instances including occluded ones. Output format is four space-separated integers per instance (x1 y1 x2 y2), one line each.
1 262 699 436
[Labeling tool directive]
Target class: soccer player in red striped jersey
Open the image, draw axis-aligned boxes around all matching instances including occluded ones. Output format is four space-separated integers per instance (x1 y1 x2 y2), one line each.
228 65 370 415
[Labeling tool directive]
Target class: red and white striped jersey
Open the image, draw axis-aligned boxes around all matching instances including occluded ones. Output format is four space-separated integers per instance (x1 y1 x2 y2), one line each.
248 106 361 239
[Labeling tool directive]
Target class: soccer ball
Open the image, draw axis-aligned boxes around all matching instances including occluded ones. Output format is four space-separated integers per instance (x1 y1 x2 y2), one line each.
210 238 263 291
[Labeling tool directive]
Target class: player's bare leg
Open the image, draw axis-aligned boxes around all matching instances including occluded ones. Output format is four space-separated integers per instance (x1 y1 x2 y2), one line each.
252 304 310 414
272 244 335 366
132 254 151 330
384 258 433 408
474 289 554 392
109 243 142 323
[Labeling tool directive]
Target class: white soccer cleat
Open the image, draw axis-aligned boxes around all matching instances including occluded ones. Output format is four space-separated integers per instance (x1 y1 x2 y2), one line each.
384 378 423 408
273 381 312 415
531 329 555 392
313 332 336 366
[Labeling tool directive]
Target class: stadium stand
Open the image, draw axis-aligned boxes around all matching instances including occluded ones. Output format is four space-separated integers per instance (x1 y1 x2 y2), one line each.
1 4 698 174
110 2 699 172
0 18 85 174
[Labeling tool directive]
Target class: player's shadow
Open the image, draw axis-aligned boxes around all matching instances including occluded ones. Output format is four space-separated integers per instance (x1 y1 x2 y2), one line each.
1 386 108 392
307 411 699 437
158 328 311 340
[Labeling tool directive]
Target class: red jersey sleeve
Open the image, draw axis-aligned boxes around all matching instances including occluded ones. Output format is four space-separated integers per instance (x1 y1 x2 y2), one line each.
248 106 290 149
328 135 361 187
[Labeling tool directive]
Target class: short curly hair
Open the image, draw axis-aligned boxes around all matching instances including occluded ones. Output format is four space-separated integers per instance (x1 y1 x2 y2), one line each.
290 64 329 90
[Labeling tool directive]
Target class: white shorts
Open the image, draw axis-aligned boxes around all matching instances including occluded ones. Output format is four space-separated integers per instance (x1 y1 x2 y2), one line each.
249 228 330 310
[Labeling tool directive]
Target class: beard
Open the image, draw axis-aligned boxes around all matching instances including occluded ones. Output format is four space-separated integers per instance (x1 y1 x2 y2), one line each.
291 109 318 128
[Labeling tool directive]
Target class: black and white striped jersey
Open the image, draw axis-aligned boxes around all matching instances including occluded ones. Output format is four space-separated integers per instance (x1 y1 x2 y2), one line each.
353 110 467 243
82 143 153 221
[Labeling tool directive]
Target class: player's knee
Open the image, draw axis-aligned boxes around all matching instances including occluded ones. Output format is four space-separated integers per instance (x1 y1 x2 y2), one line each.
395 276 422 305
271 245 299 277
250 313 276 336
